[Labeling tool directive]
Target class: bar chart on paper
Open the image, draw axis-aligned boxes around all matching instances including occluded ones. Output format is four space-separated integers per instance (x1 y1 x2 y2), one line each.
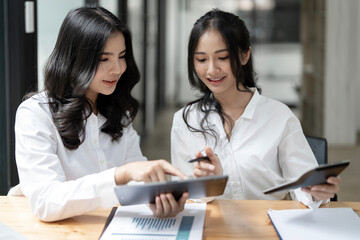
109 216 193 240
132 217 177 231
100 204 206 240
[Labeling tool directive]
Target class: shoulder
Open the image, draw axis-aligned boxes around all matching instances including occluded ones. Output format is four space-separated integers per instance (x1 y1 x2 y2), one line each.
255 94 303 133
172 102 201 127
16 92 52 121
19 91 48 107
257 94 296 118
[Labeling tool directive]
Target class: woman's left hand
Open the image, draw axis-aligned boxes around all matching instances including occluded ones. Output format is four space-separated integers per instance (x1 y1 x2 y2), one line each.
148 192 188 218
301 176 341 202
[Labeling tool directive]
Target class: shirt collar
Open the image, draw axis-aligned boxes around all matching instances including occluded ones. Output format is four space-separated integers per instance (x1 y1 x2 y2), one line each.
89 112 107 129
208 87 261 120
241 87 261 120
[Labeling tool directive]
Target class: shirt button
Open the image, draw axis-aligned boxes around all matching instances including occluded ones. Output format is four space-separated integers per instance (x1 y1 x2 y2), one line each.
94 139 98 144
100 159 105 164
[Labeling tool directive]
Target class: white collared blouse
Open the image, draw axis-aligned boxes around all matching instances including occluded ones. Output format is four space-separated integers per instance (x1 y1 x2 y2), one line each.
15 92 146 221
171 88 321 207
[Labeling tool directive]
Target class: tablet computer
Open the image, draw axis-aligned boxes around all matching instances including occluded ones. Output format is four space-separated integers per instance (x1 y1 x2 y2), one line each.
114 175 228 206
263 160 350 194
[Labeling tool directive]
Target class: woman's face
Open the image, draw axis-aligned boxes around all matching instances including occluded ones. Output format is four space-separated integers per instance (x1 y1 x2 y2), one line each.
86 31 127 103
193 29 237 97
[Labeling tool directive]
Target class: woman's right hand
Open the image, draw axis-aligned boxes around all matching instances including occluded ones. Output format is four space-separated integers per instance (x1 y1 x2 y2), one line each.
114 160 187 185
193 146 223 178
114 160 188 218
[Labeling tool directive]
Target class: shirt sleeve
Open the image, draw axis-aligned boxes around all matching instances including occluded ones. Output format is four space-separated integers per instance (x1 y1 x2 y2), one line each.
170 110 197 180
123 123 147 163
277 116 327 208
15 100 119 222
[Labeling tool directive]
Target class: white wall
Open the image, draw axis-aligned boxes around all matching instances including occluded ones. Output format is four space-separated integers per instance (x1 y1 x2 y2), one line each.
324 0 360 145
164 0 177 104
37 0 84 90
37 0 120 91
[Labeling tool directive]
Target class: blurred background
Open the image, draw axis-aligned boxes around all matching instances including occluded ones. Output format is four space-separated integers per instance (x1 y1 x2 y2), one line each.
0 0 359 201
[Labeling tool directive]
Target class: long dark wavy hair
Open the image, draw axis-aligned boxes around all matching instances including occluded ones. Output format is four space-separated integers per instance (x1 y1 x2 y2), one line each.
29 7 140 150
184 9 260 144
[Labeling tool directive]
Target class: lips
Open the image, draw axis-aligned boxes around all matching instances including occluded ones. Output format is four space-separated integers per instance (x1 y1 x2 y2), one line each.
207 76 226 82
103 79 118 86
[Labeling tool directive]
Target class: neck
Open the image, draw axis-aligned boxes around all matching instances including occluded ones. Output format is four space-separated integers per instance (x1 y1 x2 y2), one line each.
86 98 98 115
214 87 253 111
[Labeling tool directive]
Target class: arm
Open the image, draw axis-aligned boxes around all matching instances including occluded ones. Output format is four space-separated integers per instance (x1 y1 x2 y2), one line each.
15 101 119 221
117 115 188 217
278 118 340 206
16 99 187 221
170 111 198 178
171 110 223 178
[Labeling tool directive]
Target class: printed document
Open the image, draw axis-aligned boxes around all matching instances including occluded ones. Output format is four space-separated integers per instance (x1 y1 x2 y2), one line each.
100 203 206 240
268 207 360 240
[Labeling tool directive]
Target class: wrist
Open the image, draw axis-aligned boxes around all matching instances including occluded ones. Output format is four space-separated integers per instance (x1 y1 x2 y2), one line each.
115 166 129 185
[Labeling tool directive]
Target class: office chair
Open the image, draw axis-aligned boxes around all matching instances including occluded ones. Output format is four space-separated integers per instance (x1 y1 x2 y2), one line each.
305 135 337 201
305 135 327 165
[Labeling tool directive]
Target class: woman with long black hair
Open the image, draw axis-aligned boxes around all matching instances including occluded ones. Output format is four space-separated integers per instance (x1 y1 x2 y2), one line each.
171 9 340 208
14 6 187 222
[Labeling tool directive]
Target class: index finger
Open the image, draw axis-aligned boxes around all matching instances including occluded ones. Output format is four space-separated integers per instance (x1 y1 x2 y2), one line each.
160 161 187 180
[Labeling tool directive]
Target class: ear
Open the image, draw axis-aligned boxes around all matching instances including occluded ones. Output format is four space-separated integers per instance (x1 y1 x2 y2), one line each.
240 47 251 65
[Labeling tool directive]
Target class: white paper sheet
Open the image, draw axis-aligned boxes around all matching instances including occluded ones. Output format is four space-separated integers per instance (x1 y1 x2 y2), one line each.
268 208 360 240
100 203 206 240
0 222 28 240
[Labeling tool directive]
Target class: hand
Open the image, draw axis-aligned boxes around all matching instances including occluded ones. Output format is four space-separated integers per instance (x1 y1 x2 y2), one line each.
301 176 341 202
115 160 187 185
149 192 188 218
193 146 223 178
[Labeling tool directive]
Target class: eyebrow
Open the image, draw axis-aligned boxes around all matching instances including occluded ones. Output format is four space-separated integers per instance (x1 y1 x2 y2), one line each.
101 49 126 55
194 49 229 55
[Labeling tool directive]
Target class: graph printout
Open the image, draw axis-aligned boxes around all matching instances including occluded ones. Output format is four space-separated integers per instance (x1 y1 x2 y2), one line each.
100 203 206 240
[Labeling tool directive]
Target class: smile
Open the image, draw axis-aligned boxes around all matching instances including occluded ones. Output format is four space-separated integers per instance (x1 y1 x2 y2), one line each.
103 79 118 86
208 76 226 82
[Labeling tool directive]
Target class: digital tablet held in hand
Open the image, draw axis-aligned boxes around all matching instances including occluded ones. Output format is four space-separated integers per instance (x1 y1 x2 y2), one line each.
263 160 350 194
115 175 228 206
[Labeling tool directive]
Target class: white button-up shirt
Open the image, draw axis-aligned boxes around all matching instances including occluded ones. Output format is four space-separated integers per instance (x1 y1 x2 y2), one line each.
171 89 321 207
15 92 146 221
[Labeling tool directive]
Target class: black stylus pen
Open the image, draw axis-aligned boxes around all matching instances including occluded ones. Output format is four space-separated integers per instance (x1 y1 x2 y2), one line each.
188 156 210 163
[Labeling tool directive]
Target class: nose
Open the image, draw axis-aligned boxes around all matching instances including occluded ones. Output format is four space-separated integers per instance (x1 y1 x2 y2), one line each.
207 59 219 75
110 60 126 76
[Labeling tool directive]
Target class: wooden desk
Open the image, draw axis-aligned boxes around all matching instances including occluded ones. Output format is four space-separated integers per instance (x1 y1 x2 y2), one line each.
1 196 359 240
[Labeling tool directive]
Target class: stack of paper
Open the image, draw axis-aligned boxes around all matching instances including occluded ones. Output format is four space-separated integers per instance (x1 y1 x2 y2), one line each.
268 208 360 240
100 203 206 240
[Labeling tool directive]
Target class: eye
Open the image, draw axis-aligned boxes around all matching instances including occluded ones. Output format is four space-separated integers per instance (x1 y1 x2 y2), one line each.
100 58 108 62
195 58 206 63
219 56 229 60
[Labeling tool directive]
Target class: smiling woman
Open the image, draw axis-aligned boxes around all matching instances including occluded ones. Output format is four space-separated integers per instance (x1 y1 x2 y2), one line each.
171 8 341 208
86 32 127 106
13 6 188 222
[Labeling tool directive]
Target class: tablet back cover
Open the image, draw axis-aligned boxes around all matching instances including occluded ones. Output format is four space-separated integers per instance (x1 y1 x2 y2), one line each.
115 175 228 206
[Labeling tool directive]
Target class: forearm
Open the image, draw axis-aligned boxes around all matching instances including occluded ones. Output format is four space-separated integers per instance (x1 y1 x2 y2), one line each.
22 168 118 222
